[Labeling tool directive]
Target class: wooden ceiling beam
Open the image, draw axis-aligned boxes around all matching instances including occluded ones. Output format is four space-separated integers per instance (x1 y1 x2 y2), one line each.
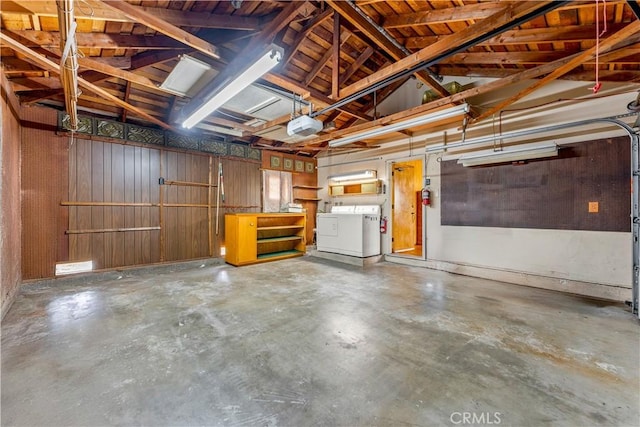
3 0 261 30
332 13 341 99
7 30 187 50
99 0 220 60
442 51 570 65
244 1 313 53
339 1 555 99
0 32 173 129
264 73 372 121
403 23 631 49
326 0 448 98
305 32 351 87
292 50 589 149
1 30 175 94
282 9 333 68
473 20 640 123
341 46 374 85
383 2 506 29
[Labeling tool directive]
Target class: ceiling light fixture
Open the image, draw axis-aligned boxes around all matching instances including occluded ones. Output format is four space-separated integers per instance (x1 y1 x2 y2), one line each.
328 170 377 182
328 103 469 148
181 44 284 129
160 55 213 96
456 142 558 167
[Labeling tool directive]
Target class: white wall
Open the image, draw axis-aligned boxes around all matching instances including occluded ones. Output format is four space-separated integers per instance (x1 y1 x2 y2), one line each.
317 79 637 301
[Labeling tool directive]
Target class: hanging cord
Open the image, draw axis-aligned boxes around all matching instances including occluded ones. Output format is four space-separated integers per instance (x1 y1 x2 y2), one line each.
592 0 607 94
75 0 94 17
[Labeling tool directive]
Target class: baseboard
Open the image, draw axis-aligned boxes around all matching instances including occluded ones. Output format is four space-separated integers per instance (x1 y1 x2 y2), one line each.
384 255 631 302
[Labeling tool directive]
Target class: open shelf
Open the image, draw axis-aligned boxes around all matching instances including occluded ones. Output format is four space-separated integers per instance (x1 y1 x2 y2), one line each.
294 197 322 201
258 225 304 231
225 213 306 266
293 185 323 190
257 236 303 244
257 249 303 259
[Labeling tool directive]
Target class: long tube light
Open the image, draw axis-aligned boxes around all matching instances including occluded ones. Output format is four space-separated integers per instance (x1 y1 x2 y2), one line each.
182 44 284 129
328 103 469 148
456 142 558 167
328 169 377 182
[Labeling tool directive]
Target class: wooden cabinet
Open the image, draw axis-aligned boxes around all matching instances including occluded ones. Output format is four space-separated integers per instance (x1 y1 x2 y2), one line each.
224 213 306 266
329 180 382 197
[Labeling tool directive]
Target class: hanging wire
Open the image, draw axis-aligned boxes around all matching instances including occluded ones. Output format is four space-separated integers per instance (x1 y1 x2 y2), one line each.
592 0 608 94
76 0 95 16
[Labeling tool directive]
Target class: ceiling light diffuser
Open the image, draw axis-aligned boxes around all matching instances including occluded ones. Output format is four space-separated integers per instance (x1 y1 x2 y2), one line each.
182 44 284 129
328 104 469 148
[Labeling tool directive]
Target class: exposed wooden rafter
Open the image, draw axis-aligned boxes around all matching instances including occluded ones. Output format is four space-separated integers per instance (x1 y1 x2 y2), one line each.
338 1 555 99
3 0 261 30
326 0 449 98
100 0 220 59
474 19 640 122
0 32 172 129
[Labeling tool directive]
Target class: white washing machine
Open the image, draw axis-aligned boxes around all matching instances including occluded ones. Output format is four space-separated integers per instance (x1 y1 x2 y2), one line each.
316 205 381 257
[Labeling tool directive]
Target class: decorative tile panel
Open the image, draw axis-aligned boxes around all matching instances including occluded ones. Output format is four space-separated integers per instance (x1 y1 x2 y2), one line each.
229 144 246 158
247 147 261 161
167 133 199 150
305 161 315 173
127 126 165 145
61 114 93 134
57 112 262 161
294 159 304 172
200 138 228 155
96 120 125 139
270 155 282 169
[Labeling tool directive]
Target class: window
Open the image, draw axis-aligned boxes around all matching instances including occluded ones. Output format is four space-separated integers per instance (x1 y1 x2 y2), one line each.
262 170 292 212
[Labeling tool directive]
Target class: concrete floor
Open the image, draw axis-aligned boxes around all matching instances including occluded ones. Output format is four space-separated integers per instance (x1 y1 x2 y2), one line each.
2 256 638 426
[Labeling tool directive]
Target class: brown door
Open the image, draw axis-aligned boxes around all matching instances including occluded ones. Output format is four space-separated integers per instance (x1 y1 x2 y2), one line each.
392 164 416 252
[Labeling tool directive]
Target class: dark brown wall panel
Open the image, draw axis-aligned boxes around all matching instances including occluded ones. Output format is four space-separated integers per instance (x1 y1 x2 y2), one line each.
162 150 211 262
68 138 162 269
19 106 273 278
441 137 631 232
1 71 22 318
21 107 69 280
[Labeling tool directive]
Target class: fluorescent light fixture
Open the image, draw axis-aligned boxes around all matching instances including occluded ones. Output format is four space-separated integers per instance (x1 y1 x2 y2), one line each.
182 44 284 129
329 103 469 148
160 55 213 96
328 169 377 182
456 142 558 167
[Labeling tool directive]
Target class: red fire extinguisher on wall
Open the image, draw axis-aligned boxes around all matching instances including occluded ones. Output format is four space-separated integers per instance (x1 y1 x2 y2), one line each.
380 216 388 234
421 187 431 206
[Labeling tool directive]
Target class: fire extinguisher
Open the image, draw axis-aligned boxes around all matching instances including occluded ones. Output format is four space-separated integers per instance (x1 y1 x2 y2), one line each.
380 216 388 233
421 187 431 206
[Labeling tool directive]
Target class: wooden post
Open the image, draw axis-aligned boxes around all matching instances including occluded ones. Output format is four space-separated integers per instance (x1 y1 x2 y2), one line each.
159 150 165 262
208 156 214 257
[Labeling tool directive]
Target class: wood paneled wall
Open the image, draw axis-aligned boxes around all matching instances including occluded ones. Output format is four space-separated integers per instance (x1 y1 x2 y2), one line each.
21 107 264 279
261 151 318 243
68 140 162 268
1 70 22 319
21 107 69 281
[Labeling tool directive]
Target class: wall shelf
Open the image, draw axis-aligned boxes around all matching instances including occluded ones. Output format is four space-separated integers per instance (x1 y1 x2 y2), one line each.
293 185 322 203
225 213 306 266
329 179 382 197
293 185 323 190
